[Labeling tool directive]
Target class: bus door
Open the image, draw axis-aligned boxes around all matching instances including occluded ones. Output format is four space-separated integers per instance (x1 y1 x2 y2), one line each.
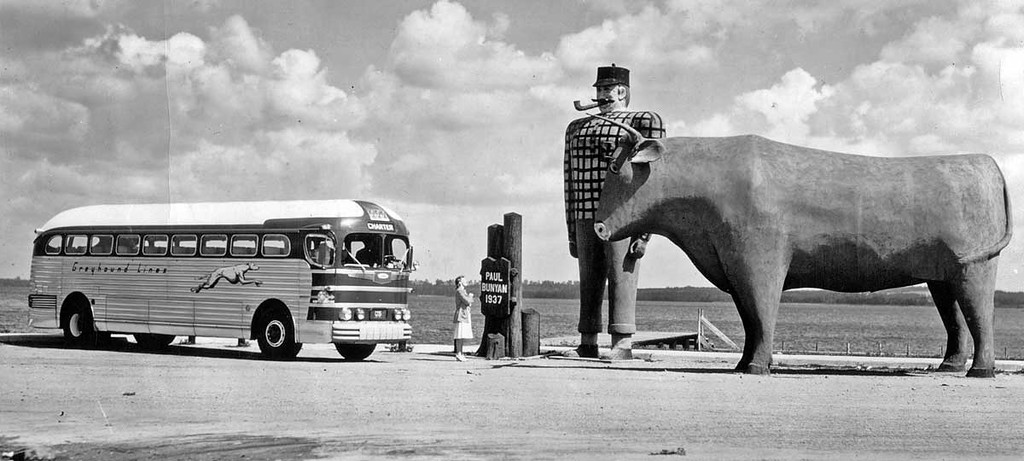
304 233 337 269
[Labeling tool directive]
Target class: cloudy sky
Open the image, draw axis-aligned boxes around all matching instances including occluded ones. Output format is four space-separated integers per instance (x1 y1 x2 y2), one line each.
2 0 1024 291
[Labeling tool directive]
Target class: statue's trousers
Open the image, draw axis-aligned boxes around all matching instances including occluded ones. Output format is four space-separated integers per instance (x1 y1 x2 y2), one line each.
574 219 639 336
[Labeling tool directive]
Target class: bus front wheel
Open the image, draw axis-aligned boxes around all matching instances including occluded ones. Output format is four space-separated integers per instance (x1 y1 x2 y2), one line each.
335 343 375 361
256 310 300 360
62 300 97 349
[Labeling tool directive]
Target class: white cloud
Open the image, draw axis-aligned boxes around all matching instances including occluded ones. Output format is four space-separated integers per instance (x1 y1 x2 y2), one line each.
0 0 120 18
735 68 835 141
209 15 272 74
555 5 719 79
168 127 376 201
388 0 561 91
359 1 569 207
0 82 90 152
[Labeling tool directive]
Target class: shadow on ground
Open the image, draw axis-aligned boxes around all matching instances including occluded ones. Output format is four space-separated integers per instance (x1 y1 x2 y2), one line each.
0 334 374 364
493 357 933 377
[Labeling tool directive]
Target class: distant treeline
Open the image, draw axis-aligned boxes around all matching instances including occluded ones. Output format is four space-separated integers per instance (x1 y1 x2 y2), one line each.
0 278 29 288
411 279 1024 308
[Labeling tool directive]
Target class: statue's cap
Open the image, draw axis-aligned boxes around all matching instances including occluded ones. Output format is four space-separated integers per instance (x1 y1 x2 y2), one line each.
593 64 630 87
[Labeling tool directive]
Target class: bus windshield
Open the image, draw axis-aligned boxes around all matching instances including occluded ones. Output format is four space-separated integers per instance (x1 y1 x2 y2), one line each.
343 233 409 270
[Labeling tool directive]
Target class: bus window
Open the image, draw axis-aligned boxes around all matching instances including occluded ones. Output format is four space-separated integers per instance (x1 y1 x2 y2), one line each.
65 235 88 255
384 235 410 269
231 235 258 257
171 235 198 256
90 235 114 255
143 235 168 255
116 235 140 255
45 235 62 255
201 235 228 256
305 234 335 267
344 234 381 267
262 234 290 257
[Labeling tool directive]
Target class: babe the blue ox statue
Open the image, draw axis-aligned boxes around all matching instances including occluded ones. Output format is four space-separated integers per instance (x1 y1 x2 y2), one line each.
592 115 1012 377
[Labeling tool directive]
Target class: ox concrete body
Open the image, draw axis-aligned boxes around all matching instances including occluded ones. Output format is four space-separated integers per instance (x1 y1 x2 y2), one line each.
593 128 1012 377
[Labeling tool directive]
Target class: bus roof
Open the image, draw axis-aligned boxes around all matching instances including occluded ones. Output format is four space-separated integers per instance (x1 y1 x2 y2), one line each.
37 200 403 233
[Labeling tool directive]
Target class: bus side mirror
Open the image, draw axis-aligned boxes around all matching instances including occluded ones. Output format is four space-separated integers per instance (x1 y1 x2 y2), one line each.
406 247 416 272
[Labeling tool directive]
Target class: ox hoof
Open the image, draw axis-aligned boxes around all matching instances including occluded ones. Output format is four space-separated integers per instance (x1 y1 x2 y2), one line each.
739 363 771 375
601 347 634 361
936 362 967 372
966 368 995 378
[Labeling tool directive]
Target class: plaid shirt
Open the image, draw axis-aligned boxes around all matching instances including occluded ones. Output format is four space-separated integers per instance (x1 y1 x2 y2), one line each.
564 110 665 244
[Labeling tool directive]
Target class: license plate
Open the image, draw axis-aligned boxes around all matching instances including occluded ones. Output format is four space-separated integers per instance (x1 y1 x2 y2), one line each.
371 309 386 320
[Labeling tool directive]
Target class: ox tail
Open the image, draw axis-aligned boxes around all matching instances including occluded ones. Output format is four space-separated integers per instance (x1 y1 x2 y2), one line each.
958 166 1013 264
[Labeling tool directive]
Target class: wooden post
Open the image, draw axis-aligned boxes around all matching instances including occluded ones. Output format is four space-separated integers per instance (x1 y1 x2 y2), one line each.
486 333 505 360
696 309 704 352
522 308 540 357
501 213 523 358
487 224 504 259
475 224 504 357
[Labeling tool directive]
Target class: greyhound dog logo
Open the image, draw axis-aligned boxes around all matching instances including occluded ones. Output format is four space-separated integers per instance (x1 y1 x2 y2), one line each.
191 262 262 293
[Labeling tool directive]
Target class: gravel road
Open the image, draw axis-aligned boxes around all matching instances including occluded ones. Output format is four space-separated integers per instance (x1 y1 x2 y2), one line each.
2 334 1023 460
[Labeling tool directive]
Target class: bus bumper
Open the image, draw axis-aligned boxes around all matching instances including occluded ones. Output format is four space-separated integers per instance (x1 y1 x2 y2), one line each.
332 321 411 344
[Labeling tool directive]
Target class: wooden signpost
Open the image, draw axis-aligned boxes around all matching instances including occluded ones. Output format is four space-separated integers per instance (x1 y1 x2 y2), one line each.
476 212 533 359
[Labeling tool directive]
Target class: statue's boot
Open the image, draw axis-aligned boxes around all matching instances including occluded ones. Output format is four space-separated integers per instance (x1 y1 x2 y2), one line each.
601 334 633 360
563 344 600 358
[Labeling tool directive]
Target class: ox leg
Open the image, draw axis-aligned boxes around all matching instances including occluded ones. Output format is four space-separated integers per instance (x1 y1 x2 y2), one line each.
953 259 998 378
926 281 970 372
731 292 757 371
729 266 785 375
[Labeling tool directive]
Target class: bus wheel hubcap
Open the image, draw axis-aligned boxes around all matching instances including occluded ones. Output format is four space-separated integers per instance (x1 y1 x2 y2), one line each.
266 320 285 348
69 313 82 337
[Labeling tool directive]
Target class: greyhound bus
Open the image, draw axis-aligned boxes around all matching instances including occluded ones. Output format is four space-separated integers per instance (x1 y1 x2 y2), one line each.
27 199 414 360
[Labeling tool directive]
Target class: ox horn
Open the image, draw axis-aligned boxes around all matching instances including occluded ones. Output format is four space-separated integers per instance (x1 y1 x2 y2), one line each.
588 113 645 143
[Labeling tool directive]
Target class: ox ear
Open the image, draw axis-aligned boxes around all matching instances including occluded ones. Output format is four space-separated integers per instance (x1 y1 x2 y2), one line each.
630 139 664 164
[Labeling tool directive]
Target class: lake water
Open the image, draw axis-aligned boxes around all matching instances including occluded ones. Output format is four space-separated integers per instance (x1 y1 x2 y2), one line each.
411 295 1024 359
3 286 1022 359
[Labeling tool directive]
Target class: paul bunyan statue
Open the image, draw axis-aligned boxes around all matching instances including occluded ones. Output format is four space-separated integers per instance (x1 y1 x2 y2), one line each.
563 64 665 359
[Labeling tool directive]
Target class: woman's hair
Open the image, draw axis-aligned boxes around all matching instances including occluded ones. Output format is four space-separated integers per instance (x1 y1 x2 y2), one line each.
455 275 465 286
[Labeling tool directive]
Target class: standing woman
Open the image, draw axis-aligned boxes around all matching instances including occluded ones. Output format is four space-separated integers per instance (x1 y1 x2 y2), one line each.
452 276 473 361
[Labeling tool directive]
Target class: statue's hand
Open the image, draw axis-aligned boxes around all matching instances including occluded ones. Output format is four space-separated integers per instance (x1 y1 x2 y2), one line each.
628 235 649 259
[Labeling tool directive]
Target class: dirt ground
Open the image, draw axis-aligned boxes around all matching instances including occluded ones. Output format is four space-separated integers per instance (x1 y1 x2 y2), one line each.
1 334 1023 460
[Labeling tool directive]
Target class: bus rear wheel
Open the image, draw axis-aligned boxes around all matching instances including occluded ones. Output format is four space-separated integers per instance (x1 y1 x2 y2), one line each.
134 333 176 350
256 310 300 360
335 343 376 361
62 300 97 349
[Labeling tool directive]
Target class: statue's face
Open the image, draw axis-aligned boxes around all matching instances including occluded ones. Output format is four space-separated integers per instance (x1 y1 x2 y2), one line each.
596 84 627 113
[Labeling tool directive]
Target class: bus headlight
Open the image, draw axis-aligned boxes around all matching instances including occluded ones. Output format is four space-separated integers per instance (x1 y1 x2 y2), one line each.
355 308 366 321
340 308 352 321
403 309 411 321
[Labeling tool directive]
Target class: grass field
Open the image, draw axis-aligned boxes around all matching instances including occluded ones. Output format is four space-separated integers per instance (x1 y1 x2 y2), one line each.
0 285 29 334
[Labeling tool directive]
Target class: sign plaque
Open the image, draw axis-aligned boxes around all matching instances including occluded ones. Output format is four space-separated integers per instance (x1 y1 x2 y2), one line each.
479 256 512 317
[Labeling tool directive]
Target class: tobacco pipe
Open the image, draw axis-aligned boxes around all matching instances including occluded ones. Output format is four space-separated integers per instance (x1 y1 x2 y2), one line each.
573 98 613 111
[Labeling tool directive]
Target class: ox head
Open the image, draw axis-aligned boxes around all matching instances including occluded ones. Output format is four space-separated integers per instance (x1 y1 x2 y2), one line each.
591 114 666 242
